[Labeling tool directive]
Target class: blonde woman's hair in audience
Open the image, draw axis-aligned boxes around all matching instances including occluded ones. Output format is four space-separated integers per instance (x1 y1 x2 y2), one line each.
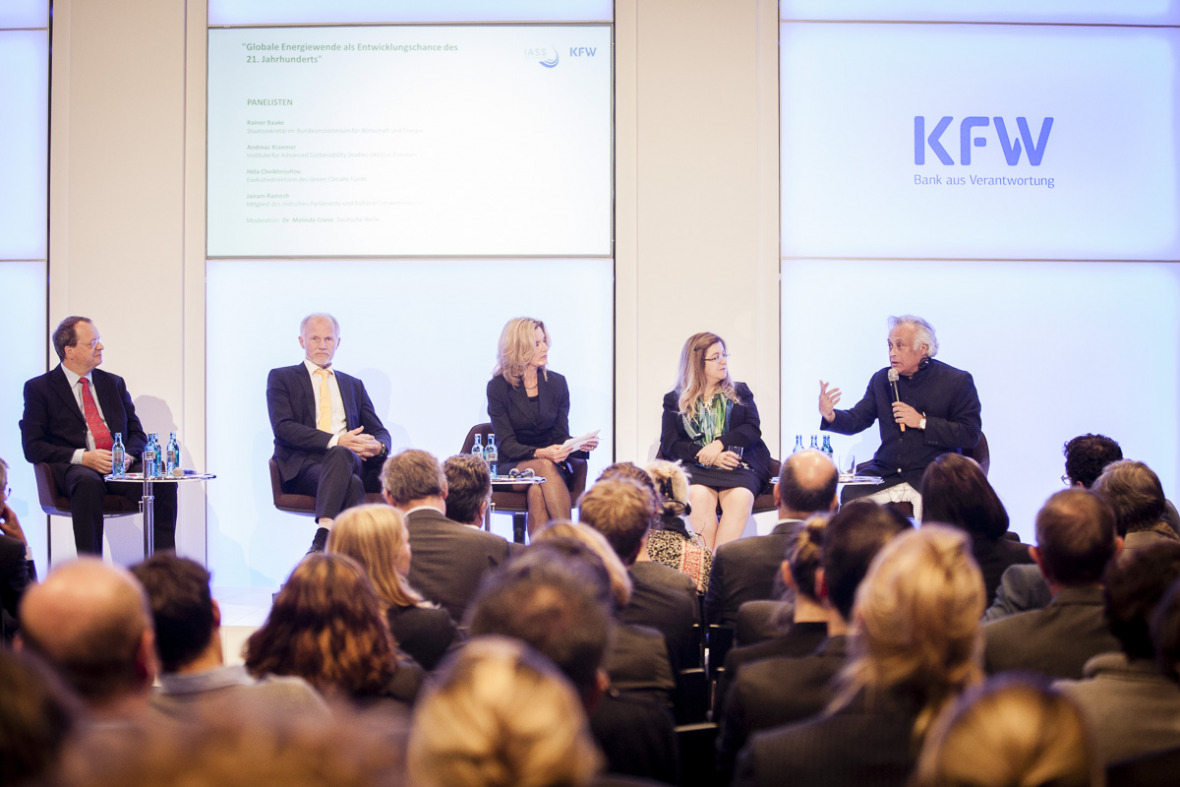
645 459 691 516
494 316 550 385
328 503 426 609
837 525 985 745
912 675 1098 787
408 636 602 787
787 514 829 603
535 521 633 608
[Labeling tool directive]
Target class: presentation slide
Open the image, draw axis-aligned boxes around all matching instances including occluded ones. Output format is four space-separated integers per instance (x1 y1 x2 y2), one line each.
0 30 48 260
780 23 1180 260
208 25 611 257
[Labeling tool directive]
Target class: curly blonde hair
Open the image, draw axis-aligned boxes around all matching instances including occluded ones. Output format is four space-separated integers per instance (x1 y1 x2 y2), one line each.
493 317 551 386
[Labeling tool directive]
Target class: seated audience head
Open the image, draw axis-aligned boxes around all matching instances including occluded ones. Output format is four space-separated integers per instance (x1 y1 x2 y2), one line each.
382 449 447 509
822 501 912 622
1149 573 1180 682
244 553 397 700
1104 541 1180 661
18 558 157 711
775 449 839 516
1063 433 1122 489
1092 459 1169 537
842 525 985 742
55 701 405 787
596 461 657 494
467 548 613 706
782 515 828 603
328 503 423 609
1032 489 1119 588
577 478 658 566
0 649 81 787
912 675 1096 787
129 552 218 674
442 454 492 527
494 316 550 384
919 453 1009 540
645 459 691 517
408 637 601 787
533 522 632 609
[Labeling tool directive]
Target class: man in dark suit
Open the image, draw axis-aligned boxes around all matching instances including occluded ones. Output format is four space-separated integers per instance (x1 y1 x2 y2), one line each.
982 488 1122 679
381 449 514 622
579 478 699 672
704 449 838 628
20 316 177 555
267 313 390 553
1 459 36 644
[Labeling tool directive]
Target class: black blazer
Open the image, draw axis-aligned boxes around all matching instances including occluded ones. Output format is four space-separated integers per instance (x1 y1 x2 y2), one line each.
266 363 391 484
486 370 587 463
660 382 772 486
22 365 148 467
404 508 517 623
385 604 461 673
0 535 32 643
703 520 800 626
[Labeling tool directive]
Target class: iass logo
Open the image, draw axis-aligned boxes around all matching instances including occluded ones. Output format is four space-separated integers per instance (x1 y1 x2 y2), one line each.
526 47 560 68
914 116 1054 166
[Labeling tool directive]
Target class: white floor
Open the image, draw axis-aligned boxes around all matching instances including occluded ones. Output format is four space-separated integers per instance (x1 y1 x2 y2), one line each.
214 586 275 666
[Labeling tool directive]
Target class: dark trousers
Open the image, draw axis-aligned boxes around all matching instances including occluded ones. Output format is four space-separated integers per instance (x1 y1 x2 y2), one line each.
60 464 178 555
283 446 382 521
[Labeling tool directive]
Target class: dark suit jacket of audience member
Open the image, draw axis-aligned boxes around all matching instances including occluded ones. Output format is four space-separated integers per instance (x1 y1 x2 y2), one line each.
734 599 790 647
718 635 848 778
0 535 33 643
385 603 461 673
716 620 828 720
403 507 516 623
590 688 680 786
982 585 1120 680
623 561 700 672
704 520 800 626
982 563 1052 622
732 687 923 787
603 622 676 707
971 532 1036 606
1108 744 1180 787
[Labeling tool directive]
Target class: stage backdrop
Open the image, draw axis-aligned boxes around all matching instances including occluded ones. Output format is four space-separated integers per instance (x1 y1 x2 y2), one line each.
780 8 1180 541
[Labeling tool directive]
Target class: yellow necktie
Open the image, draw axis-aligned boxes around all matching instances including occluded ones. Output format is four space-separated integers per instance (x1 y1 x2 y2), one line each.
315 368 333 433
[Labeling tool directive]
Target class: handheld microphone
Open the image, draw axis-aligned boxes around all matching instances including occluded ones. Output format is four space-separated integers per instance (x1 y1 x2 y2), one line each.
887 368 905 432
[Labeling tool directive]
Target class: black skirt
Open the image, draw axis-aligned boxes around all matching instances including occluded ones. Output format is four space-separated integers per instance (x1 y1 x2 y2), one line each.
683 463 766 496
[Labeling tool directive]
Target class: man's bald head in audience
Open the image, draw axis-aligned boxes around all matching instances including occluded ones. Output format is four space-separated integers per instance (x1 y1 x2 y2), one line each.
1033 489 1119 587
776 449 839 517
18 558 157 708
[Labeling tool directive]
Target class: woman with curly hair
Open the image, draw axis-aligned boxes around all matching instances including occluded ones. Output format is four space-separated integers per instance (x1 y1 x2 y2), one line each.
328 503 460 671
244 553 422 710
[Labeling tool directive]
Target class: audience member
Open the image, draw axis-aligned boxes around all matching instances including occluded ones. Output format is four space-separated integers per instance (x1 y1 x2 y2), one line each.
442 453 492 527
18 558 158 720
578 478 699 672
704 449 837 626
328 503 461 671
735 525 985 787
718 501 910 775
407 637 603 787
920 453 1033 604
1093 460 1179 553
912 675 1097 787
54 700 406 787
983 489 1122 679
467 546 678 783
1065 432 1180 534
533 523 675 705
382 449 514 621
129 551 329 719
717 515 830 713
604 460 713 594
0 648 80 787
1055 542 1180 765
1 457 36 644
244 553 422 712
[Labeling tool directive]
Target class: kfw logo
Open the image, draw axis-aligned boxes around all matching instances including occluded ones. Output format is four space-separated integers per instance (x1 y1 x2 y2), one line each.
914 116 1054 166
569 46 597 57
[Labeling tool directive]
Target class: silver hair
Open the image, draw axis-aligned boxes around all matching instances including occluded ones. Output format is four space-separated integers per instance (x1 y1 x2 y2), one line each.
299 312 340 336
889 315 938 358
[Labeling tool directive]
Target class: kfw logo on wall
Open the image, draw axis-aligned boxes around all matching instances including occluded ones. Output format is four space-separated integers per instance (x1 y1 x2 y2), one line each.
914 116 1054 166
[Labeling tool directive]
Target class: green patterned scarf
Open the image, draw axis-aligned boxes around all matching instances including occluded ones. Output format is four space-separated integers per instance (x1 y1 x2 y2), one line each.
683 393 732 447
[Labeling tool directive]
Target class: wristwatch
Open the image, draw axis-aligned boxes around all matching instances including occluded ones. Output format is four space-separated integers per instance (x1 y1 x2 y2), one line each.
918 417 927 430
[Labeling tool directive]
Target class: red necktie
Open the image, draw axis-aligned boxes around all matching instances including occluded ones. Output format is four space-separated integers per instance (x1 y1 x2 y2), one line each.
80 378 114 451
